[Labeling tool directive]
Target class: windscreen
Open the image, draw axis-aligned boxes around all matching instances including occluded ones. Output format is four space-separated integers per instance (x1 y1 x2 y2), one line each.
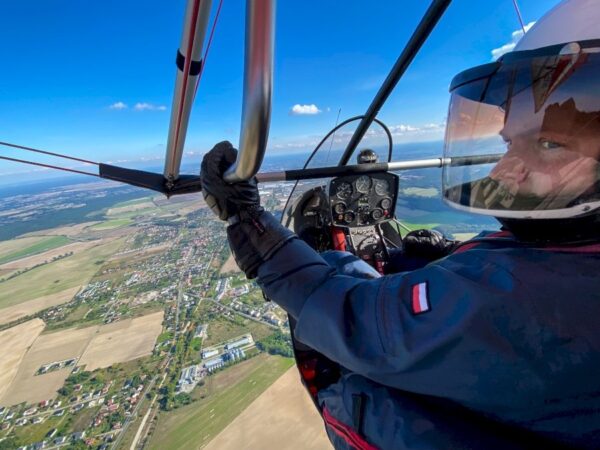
443 47 600 219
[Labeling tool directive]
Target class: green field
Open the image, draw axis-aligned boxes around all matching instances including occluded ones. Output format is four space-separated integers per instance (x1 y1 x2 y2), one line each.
0 235 71 265
149 354 294 450
202 311 275 348
110 196 153 208
0 238 124 309
90 219 133 230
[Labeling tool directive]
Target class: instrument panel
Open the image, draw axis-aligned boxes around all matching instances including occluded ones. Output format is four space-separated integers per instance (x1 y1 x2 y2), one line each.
328 172 399 227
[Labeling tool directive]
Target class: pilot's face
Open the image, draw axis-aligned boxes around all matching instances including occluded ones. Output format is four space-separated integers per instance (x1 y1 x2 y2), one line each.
490 100 600 204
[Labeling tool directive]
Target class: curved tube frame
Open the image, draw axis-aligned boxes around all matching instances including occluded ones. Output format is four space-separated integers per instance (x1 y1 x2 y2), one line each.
224 0 275 182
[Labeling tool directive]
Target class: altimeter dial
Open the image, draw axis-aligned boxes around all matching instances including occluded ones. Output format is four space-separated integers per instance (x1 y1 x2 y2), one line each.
374 179 390 196
333 203 346 214
336 182 353 200
355 175 372 194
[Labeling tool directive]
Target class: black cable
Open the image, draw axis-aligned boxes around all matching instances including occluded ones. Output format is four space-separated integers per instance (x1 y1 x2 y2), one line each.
0 141 99 165
0 155 101 178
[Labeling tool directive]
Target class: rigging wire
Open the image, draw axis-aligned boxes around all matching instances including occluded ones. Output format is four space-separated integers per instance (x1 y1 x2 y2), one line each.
324 108 342 165
511 0 526 34
0 141 98 166
0 140 101 177
195 0 224 95
0 155 101 178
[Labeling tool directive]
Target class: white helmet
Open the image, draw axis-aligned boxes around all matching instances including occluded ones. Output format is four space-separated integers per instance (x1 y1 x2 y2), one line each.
442 0 600 220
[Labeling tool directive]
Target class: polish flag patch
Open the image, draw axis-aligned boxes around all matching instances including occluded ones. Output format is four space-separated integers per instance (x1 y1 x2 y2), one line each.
411 282 430 315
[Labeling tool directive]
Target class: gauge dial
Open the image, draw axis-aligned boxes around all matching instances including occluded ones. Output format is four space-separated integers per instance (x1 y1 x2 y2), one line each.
374 179 390 196
380 198 392 210
355 175 372 194
336 182 352 200
371 208 384 221
333 203 346 214
343 212 355 224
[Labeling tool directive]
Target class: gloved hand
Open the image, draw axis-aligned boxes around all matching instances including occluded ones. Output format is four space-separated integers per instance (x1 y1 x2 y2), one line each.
402 229 457 261
200 141 295 279
200 141 261 221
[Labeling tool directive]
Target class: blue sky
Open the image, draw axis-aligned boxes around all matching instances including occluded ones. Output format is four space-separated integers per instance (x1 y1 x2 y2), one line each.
0 0 561 178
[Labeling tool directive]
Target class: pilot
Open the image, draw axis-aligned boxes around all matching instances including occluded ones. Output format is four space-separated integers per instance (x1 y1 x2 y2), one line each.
200 1 600 448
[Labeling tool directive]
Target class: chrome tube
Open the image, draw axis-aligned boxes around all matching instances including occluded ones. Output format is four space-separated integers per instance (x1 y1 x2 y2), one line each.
164 0 212 183
224 0 275 182
255 154 502 182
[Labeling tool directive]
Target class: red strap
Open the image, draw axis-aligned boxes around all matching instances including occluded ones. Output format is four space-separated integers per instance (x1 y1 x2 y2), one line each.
331 227 347 251
322 407 378 450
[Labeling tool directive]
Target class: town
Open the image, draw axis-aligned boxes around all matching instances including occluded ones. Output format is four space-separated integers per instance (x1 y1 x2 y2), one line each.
0 180 297 450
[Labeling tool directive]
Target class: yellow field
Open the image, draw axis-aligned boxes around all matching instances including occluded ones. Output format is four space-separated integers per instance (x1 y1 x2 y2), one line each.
205 367 332 450
219 253 240 274
0 319 45 403
0 286 81 325
0 238 123 310
0 325 97 407
0 311 164 407
78 310 164 371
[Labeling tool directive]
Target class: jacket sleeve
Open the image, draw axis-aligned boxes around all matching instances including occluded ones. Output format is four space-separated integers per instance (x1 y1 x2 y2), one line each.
257 237 530 411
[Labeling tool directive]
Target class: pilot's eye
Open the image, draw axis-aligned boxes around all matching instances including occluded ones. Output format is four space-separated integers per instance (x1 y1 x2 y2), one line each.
538 138 564 150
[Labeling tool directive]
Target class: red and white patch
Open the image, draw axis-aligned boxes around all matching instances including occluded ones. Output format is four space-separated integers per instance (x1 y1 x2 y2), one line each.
411 282 430 315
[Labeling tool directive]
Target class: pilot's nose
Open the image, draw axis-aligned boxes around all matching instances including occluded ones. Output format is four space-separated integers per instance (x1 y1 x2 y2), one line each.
490 154 530 183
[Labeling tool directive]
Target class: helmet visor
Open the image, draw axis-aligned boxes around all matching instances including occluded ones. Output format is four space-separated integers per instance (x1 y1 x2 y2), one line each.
443 43 600 219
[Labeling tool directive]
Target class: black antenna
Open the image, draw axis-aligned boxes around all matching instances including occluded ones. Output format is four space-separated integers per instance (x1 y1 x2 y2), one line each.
325 108 342 165
512 0 527 33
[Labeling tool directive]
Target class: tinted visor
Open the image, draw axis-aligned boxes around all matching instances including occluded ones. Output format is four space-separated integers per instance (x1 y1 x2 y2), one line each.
443 42 600 219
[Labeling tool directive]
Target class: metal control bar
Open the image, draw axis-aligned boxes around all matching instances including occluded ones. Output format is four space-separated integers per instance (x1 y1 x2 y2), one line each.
224 0 275 182
164 0 213 183
99 153 502 196
256 154 502 183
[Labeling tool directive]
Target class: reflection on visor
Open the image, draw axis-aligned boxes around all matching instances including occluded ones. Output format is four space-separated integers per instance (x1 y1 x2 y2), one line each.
443 45 600 219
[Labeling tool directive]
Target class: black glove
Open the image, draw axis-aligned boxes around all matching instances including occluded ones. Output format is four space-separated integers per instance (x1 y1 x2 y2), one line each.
200 141 262 221
200 141 295 279
402 229 457 261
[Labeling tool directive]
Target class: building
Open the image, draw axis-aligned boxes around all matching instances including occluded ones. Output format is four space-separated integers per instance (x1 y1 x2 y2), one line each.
177 364 203 392
203 357 225 373
224 335 253 350
201 349 218 359
195 324 208 339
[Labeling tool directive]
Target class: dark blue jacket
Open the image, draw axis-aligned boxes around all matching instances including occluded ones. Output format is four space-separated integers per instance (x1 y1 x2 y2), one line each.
256 234 600 449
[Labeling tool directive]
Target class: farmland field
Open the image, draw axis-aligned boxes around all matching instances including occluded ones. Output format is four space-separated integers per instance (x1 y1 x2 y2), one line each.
0 310 164 406
148 354 295 450
0 319 45 403
0 235 70 265
0 325 97 406
0 286 81 325
90 218 133 230
0 238 123 309
0 240 99 271
78 310 164 370
205 367 332 450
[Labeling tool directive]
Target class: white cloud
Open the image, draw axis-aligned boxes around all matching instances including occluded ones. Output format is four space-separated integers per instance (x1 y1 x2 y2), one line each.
491 21 536 60
109 101 128 110
134 102 167 111
290 104 322 115
269 121 447 152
